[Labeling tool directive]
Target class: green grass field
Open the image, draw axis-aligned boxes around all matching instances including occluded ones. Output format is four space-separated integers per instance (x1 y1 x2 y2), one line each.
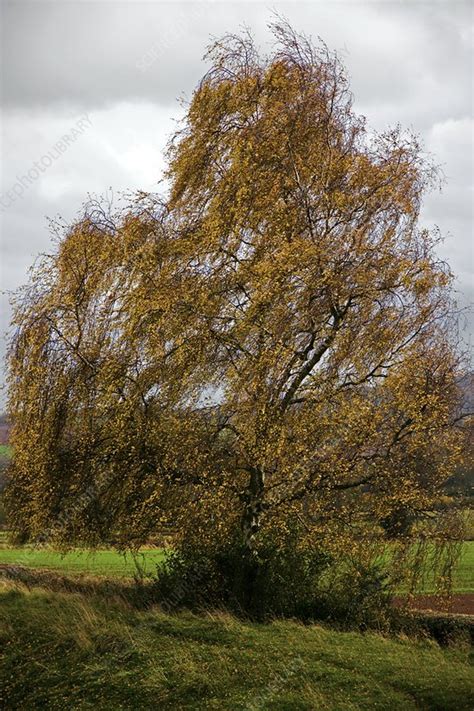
0 444 12 457
396 541 474 594
441 542 473 594
0 536 167 578
0 534 472 592
1 580 472 710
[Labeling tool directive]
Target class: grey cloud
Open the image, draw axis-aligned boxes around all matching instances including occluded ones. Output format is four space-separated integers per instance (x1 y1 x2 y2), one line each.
1 1 235 109
2 2 471 116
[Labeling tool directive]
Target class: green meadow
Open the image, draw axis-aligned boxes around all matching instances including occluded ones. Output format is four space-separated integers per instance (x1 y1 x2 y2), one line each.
0 536 166 578
0 534 472 592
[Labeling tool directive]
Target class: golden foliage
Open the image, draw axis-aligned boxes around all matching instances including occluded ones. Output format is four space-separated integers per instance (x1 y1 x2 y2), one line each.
5 24 471 579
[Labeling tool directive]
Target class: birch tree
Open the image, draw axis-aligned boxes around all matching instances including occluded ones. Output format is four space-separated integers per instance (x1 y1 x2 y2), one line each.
6 24 470 597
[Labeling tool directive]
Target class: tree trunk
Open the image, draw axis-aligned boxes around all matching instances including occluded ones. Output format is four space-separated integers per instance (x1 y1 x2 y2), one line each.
241 465 265 552
240 466 265 613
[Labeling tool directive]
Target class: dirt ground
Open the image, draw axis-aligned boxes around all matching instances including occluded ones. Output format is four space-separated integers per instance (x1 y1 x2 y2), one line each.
394 594 474 616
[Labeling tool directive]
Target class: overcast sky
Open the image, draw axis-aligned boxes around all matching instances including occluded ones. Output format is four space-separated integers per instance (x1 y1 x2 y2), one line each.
0 0 473 405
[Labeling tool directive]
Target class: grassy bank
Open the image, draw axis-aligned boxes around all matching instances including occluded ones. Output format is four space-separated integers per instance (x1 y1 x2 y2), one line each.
1 579 473 710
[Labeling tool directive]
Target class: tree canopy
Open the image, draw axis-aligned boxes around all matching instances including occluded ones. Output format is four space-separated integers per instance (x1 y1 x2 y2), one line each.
5 24 471 587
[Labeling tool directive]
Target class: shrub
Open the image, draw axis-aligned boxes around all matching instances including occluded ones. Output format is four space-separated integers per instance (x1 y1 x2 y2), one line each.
156 526 394 627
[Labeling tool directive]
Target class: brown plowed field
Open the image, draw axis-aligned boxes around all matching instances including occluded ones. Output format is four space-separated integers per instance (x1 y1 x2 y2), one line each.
394 594 474 616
